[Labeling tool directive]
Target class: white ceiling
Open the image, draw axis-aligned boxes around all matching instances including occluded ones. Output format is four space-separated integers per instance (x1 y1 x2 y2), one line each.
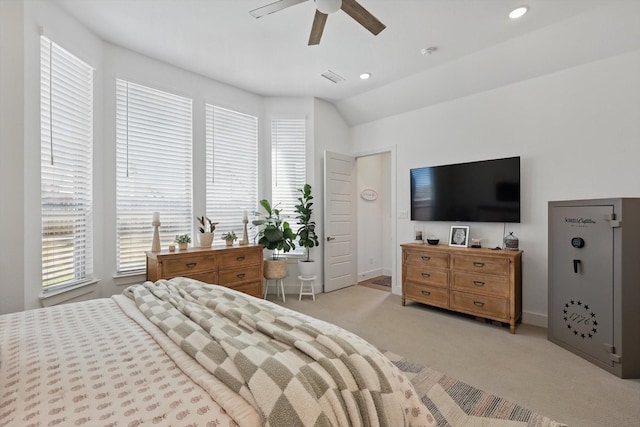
54 0 640 125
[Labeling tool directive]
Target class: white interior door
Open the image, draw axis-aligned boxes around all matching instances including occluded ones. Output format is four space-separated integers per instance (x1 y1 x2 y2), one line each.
324 150 356 292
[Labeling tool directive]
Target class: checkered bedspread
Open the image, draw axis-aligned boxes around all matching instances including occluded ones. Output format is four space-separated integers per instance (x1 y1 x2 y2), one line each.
124 278 435 427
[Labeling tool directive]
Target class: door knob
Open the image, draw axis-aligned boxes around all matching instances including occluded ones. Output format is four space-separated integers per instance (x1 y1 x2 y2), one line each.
326 236 335 241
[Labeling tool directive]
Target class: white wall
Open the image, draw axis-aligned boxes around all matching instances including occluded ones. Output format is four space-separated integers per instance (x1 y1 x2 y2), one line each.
0 0 25 314
351 48 640 326
356 153 391 281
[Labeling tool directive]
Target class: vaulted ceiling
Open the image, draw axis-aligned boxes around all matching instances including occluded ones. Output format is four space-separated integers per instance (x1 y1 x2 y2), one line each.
55 0 640 125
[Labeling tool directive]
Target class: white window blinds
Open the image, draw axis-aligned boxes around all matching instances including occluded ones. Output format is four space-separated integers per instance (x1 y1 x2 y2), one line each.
271 118 306 255
40 36 94 290
116 80 193 273
206 105 258 244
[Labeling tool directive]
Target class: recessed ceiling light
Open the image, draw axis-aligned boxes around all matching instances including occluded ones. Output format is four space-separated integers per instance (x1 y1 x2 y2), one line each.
360 73 371 80
509 6 529 19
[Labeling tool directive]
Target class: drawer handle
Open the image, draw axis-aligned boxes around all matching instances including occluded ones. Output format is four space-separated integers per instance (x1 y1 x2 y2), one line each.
421 256 431 261
473 262 485 267
473 301 485 307
421 290 431 296
421 272 431 278
236 256 245 261
236 273 246 279
185 262 197 268
473 280 485 286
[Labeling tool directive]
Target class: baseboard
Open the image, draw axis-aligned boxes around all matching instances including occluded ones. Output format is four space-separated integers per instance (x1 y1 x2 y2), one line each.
522 310 547 328
357 268 384 282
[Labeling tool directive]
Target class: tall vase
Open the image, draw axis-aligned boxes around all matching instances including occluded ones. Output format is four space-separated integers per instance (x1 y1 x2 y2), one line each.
199 232 214 247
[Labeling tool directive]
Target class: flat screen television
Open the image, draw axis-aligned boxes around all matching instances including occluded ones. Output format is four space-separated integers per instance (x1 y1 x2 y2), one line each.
410 156 520 223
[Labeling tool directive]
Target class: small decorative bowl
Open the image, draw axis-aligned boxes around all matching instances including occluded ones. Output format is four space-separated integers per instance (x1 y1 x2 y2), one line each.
426 239 439 245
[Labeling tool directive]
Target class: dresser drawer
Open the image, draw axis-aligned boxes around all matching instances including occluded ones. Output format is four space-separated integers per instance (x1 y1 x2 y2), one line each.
218 265 262 286
404 250 449 269
161 255 216 277
405 264 449 288
452 271 509 297
451 255 509 276
218 250 261 268
451 291 508 319
405 282 449 309
184 271 218 284
228 282 262 298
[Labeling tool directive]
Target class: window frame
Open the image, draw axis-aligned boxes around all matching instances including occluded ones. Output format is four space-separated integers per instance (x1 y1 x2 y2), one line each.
40 36 95 292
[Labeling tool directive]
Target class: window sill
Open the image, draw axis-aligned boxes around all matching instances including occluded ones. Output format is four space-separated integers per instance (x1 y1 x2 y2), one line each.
113 270 146 287
39 279 99 307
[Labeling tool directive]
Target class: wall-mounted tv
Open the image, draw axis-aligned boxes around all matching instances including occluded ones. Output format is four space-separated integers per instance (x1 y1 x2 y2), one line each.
410 156 520 223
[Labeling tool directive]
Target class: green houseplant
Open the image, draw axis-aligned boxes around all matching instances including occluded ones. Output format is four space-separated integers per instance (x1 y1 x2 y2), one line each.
253 199 296 280
294 184 320 277
221 231 237 246
174 233 191 250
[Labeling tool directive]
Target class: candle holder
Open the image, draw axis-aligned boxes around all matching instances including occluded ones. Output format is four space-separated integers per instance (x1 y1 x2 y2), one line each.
151 219 161 252
240 219 249 245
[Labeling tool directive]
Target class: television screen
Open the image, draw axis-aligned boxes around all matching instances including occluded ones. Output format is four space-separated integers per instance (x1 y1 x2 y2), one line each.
410 156 520 223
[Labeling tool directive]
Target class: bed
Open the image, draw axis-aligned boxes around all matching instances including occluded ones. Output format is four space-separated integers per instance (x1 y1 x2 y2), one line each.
0 277 436 427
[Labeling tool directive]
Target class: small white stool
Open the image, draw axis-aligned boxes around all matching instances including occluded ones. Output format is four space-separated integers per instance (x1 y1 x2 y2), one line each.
298 275 316 301
264 278 285 302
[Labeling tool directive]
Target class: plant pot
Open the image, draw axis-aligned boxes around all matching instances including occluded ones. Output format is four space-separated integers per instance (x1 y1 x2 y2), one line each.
264 259 287 280
225 239 234 247
178 242 188 250
199 232 214 247
298 259 316 277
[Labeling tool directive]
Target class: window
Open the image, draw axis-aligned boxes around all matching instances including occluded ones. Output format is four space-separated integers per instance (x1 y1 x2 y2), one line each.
116 80 193 273
205 105 258 244
40 36 94 290
271 118 306 255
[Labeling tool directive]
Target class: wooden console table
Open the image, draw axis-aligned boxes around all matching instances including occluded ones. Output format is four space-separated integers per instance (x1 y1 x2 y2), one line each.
401 243 522 333
146 245 264 298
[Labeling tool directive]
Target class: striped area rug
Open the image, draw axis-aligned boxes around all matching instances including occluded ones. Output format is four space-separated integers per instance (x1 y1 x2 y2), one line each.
383 351 567 427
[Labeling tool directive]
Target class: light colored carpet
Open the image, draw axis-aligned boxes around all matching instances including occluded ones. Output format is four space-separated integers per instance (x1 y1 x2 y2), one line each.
270 285 640 427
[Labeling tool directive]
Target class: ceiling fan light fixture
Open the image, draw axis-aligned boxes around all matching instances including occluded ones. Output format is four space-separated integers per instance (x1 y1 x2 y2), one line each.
509 6 529 19
316 0 342 15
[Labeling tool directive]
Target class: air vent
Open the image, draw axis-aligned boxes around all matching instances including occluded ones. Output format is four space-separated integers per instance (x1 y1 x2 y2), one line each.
321 70 346 84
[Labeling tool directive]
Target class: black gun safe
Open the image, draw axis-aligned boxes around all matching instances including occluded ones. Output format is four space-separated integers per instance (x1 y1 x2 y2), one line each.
548 198 640 378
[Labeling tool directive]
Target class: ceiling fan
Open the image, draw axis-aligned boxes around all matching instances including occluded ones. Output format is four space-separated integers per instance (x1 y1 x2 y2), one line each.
250 0 386 45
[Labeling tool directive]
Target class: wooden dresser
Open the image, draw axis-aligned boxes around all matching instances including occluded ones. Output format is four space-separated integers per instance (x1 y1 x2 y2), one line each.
401 243 522 333
146 245 264 298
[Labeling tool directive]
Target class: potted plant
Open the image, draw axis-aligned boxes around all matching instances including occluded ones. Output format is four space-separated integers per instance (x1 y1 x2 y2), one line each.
196 216 218 247
253 199 296 279
222 231 237 247
174 234 191 250
294 183 320 277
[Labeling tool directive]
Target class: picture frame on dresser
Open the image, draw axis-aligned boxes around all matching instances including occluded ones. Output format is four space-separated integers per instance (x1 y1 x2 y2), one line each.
449 226 469 247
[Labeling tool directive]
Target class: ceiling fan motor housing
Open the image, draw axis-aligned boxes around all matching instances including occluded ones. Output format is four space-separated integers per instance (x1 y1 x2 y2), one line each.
316 0 342 14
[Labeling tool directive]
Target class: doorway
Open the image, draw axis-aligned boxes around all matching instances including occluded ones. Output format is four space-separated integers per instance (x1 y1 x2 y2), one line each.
355 152 392 292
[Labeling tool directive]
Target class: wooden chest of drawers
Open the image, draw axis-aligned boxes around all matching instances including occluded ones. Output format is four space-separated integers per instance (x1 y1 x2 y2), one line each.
146 245 264 298
401 243 522 333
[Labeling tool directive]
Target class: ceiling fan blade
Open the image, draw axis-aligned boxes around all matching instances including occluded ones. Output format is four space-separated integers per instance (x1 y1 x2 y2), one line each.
340 0 386 35
308 10 328 45
249 0 307 18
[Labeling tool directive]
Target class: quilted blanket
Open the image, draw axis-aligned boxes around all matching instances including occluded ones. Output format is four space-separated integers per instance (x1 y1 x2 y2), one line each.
124 278 436 427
